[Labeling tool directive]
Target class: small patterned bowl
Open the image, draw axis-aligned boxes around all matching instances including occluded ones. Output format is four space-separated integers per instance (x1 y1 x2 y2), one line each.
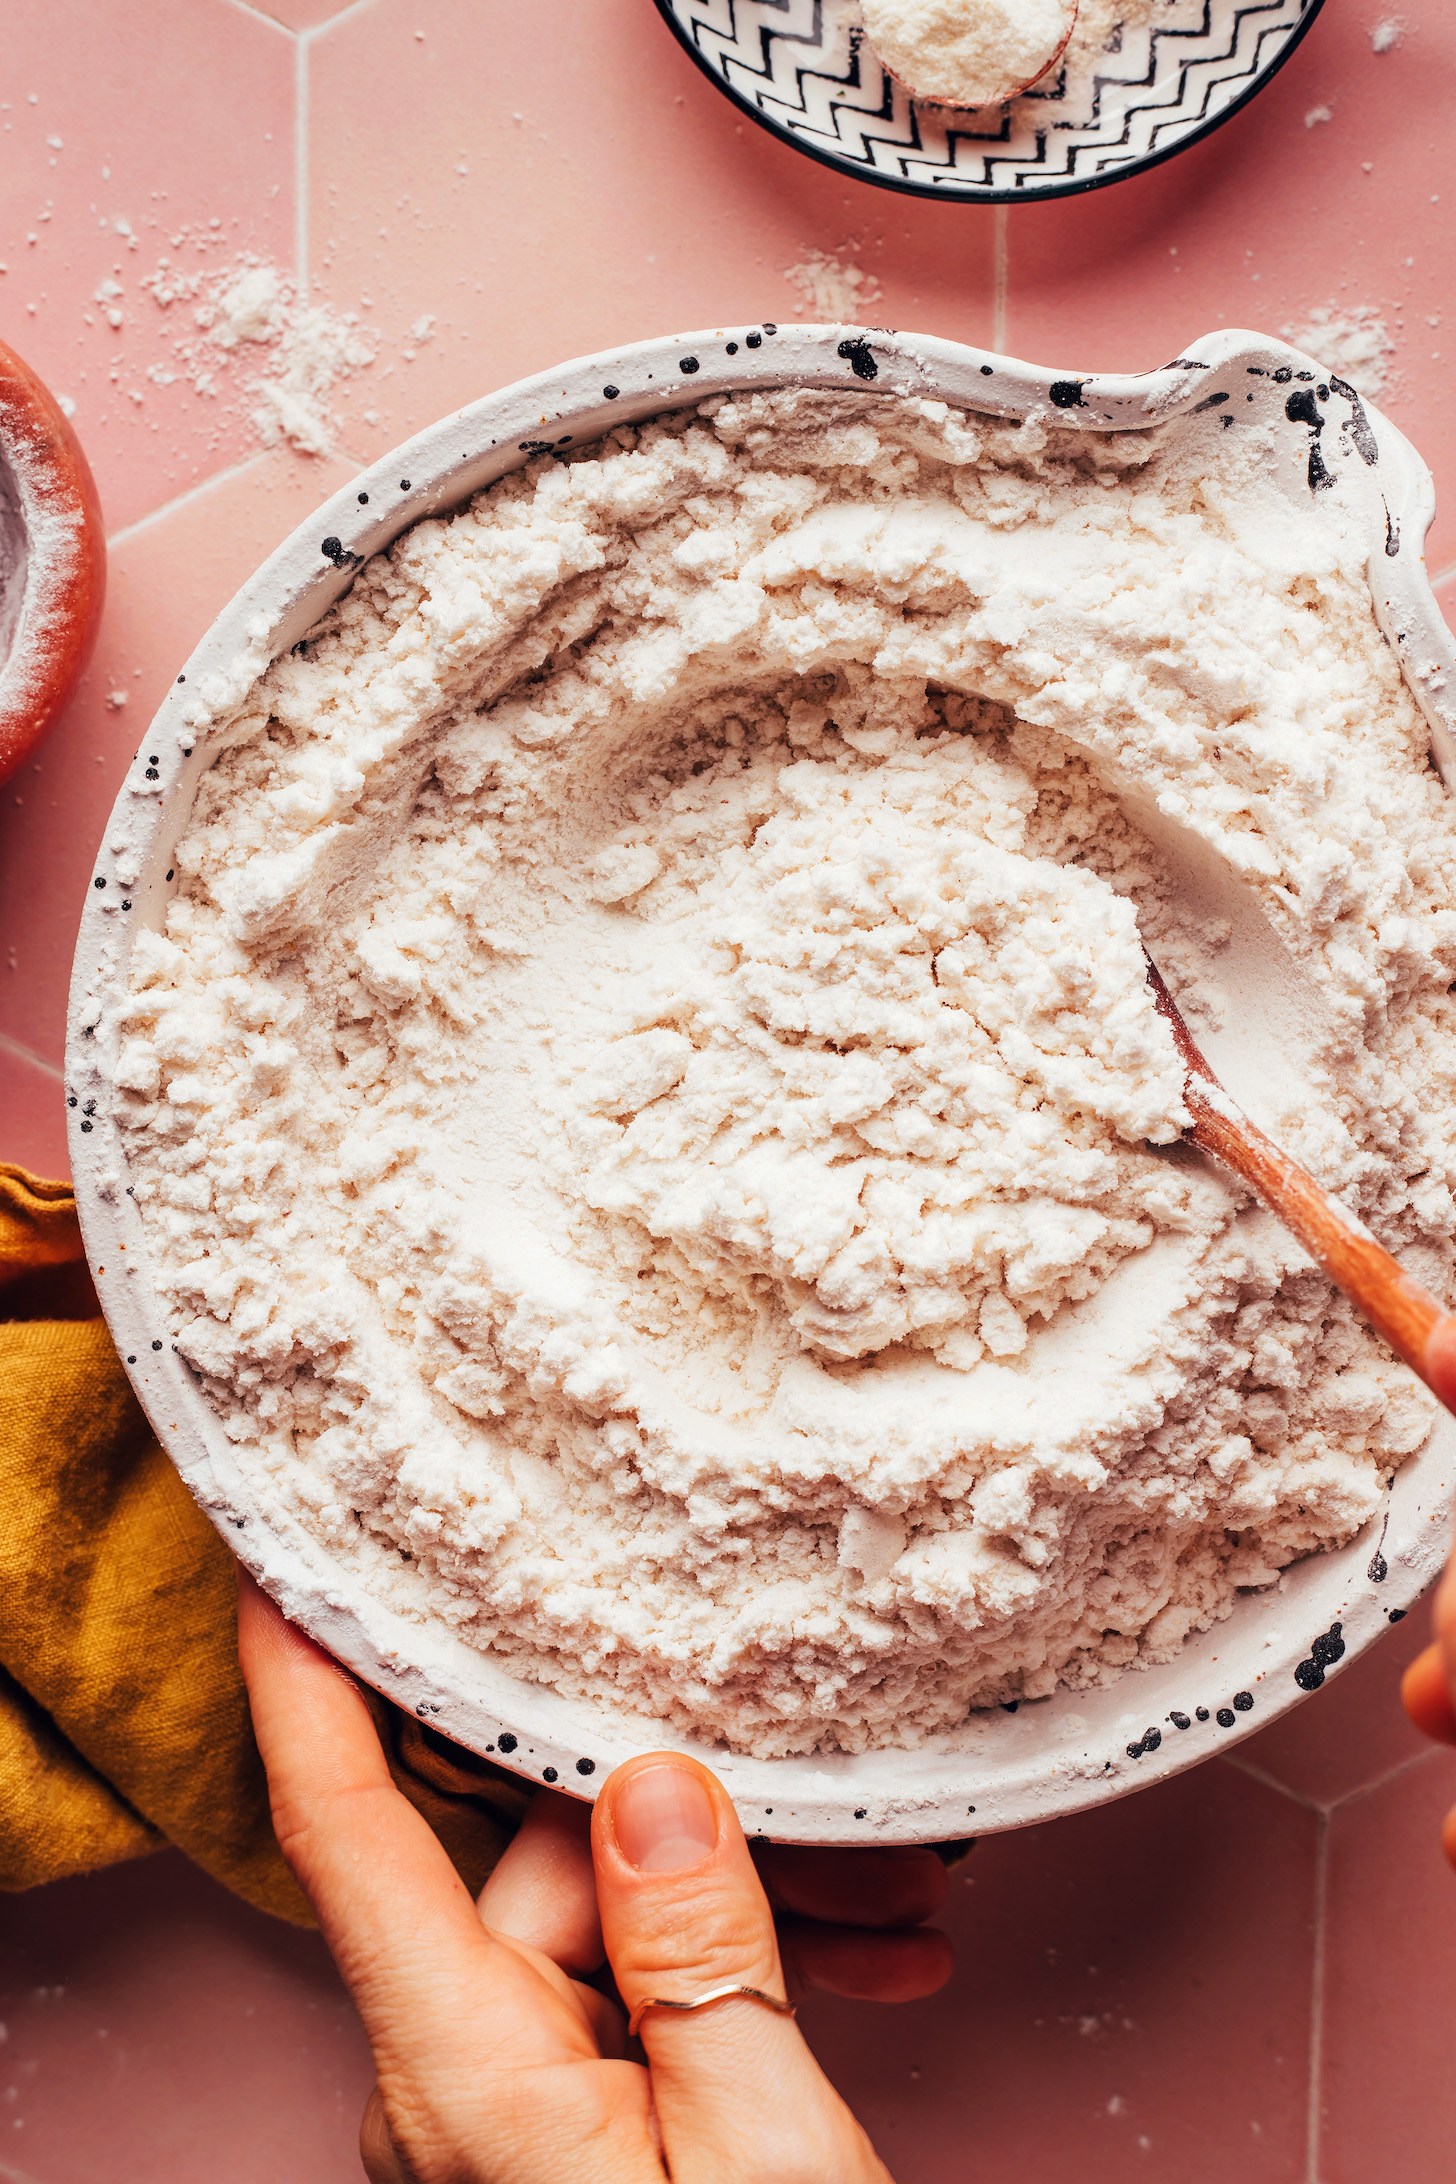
68 321 1456 1845
653 0 1327 203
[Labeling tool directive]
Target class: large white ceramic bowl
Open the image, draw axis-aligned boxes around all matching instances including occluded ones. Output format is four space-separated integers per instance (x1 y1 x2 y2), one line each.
67 323 1456 1845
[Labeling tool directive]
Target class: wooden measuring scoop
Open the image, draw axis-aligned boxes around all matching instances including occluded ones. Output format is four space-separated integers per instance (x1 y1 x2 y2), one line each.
1146 956 1456 1413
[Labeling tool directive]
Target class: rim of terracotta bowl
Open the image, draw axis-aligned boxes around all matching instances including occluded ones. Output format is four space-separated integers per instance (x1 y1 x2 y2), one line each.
0 336 106 788
65 322 1456 1844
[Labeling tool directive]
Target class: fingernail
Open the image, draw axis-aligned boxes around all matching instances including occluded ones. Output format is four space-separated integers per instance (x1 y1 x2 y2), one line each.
613 1761 719 1874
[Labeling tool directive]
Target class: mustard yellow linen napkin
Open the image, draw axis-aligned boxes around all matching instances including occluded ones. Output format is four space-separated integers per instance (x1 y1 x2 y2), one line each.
0 1163 527 1921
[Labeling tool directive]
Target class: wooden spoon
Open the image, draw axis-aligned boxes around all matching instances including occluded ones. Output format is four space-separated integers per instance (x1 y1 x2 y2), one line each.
1146 956 1456 1412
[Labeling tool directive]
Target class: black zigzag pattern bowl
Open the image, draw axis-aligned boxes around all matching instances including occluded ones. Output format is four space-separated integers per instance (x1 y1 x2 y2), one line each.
654 0 1327 203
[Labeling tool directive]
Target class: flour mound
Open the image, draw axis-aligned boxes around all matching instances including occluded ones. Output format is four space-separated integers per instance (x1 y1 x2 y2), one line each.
111 389 1453 1757
860 0 1078 104
580 725 1188 1366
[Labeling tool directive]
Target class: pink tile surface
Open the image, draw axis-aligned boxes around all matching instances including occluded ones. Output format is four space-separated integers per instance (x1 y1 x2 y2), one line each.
0 1038 67 1183
1229 1609 1433 1813
4 3 1456 2178
1 0 298 533
0 449 352 1088
1005 0 1456 577
804 1761 1317 2182
251 0 362 28
306 0 999 467
0 1850 373 2184
1321 1749 1456 2184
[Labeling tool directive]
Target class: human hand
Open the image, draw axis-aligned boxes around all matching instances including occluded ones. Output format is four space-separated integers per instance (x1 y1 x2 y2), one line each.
1401 1547 1456 1865
236 1572 952 2183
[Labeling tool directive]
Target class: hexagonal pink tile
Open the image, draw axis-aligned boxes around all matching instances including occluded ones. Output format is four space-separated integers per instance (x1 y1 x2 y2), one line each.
802 1760 1317 2182
0 1850 372 2184
304 0 997 467
1320 1748 1456 2184
0 448 354 1071
1 0 301 533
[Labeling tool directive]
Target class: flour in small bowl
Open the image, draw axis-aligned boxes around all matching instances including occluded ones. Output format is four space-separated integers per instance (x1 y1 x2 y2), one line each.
109 390 1456 1755
840 0 1207 131
859 0 1078 106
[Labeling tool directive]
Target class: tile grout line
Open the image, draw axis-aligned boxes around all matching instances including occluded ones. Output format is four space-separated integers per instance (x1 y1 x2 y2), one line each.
105 452 273 552
1325 1739 1446 1817
1217 1749 1328 1817
107 427 362 555
1306 1808 1328 2184
0 1029 64 1085
1223 1728 1448 1823
310 0 391 40
0 2152 47 2184
219 0 299 34
991 204 1008 355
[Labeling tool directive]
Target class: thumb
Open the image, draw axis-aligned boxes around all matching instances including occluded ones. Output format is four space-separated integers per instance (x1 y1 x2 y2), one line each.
592 1754 892 2184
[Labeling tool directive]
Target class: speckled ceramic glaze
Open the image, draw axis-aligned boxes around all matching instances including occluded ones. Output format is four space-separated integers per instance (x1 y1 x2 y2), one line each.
653 0 1328 202
66 323 1456 1844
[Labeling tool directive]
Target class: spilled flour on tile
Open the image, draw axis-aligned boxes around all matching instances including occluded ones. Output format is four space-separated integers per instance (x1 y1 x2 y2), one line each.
858 0 1077 106
108 390 1456 1755
835 0 1205 131
784 248 884 324
137 255 377 457
1283 304 1395 402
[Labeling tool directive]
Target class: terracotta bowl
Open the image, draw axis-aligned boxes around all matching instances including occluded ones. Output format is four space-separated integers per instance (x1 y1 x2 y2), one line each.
66 324 1456 1844
0 337 106 787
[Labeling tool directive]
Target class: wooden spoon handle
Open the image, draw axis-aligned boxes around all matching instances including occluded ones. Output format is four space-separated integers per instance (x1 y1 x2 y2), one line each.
1145 959 1456 1402
1184 1081 1450 1385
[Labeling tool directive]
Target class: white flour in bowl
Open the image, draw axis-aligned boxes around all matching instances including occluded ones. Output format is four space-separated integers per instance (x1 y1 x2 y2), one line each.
108 390 1456 1755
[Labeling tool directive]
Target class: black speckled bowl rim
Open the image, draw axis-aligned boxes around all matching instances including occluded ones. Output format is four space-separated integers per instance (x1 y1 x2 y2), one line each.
67 323 1456 1843
651 0 1329 205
